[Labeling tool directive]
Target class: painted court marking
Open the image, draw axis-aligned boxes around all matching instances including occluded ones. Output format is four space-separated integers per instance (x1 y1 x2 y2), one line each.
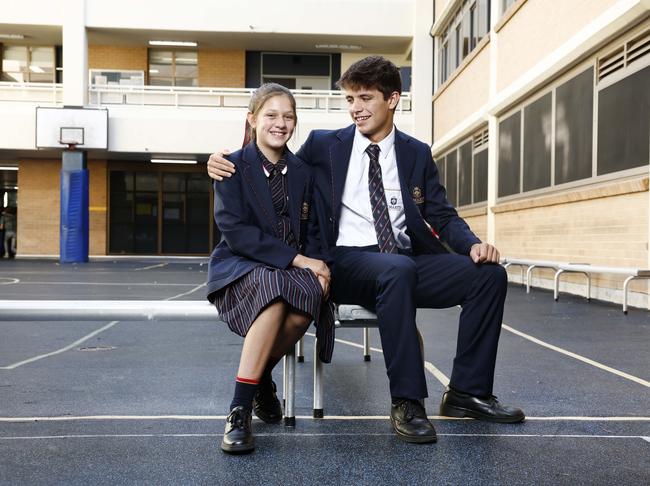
165 283 207 301
305 331 452 386
134 263 168 271
0 321 119 370
502 323 650 388
1 415 650 423
0 277 19 285
0 432 647 441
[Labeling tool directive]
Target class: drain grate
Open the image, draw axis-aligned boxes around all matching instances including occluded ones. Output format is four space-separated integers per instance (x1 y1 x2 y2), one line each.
77 345 116 352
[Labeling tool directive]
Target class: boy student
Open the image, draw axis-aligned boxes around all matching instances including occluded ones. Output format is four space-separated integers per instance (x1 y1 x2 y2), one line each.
208 56 524 444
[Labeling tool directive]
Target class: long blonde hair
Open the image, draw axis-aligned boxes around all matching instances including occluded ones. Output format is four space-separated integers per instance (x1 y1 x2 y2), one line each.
242 83 297 147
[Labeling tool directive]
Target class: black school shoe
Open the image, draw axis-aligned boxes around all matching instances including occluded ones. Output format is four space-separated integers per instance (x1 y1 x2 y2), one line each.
439 387 525 423
253 380 283 424
390 398 438 444
221 406 254 454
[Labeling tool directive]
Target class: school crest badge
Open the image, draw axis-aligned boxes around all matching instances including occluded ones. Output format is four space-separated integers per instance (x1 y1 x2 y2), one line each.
412 186 424 205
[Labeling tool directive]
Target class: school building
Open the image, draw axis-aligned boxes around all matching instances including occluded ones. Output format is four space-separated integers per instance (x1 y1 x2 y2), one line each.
0 0 649 308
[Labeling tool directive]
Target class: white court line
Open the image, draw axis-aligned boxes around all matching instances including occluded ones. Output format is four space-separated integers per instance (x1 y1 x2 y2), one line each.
0 277 19 285
642 437 650 443
2 415 649 422
502 323 650 388
304 332 451 386
165 283 206 301
0 433 645 440
0 321 119 370
134 263 168 271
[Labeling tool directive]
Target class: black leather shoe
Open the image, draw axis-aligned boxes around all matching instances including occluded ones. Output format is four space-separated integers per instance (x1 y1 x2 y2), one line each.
390 399 437 444
253 380 283 424
221 406 254 454
440 387 525 423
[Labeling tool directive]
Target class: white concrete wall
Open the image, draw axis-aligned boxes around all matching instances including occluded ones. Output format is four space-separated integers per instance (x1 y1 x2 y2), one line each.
2 0 415 36
0 102 414 154
84 0 415 36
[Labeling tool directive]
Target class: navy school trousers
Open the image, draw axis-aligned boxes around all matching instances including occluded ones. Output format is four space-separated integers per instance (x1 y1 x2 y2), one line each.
330 245 508 400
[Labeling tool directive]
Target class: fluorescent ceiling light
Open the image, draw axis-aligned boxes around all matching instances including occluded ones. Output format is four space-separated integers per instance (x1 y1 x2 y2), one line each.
315 44 362 50
151 158 197 164
0 166 19 171
148 69 159 74
0 34 25 40
149 40 197 47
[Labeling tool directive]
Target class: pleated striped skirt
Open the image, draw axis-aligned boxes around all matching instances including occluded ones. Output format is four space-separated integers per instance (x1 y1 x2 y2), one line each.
213 266 335 363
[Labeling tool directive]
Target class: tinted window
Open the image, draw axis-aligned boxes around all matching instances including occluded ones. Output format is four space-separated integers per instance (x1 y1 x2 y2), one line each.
597 65 650 175
498 111 521 197
446 150 458 207
555 67 594 185
458 141 473 206
473 149 488 203
523 92 552 191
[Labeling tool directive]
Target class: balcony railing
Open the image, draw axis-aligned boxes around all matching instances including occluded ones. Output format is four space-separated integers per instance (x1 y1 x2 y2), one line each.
87 85 412 112
0 82 63 104
0 83 413 113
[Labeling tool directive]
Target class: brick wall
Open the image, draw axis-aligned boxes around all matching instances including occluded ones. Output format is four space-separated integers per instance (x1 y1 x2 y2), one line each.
88 45 148 71
17 158 107 256
17 159 60 255
495 177 649 305
198 49 245 87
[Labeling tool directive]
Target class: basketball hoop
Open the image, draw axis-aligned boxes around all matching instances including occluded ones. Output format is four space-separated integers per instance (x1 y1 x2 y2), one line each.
58 127 85 150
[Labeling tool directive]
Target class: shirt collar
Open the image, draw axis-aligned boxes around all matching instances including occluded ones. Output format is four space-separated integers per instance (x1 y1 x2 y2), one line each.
353 125 396 160
256 143 288 177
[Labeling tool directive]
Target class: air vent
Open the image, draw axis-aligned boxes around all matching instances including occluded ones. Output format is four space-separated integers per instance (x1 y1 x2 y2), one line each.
626 29 650 65
598 46 625 81
473 128 489 150
598 26 650 82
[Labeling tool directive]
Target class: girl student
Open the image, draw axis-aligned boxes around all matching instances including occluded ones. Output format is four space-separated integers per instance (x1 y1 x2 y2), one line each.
206 83 334 454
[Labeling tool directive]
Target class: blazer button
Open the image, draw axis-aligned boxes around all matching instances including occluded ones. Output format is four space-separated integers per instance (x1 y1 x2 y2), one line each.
329 217 334 223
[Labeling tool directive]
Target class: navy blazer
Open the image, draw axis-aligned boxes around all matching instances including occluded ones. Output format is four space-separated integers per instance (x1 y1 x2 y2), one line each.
206 143 318 301
296 124 480 262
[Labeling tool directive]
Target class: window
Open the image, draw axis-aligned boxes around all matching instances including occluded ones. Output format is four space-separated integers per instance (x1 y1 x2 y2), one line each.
438 0 491 85
446 151 458 207
523 92 552 192
148 50 198 87
473 149 488 203
597 64 650 175
501 0 516 15
458 141 473 206
498 111 521 197
261 53 331 90
555 67 593 185
437 157 446 187
1 46 55 83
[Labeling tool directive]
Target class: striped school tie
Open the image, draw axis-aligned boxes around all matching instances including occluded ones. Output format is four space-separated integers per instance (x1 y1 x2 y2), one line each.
366 144 398 254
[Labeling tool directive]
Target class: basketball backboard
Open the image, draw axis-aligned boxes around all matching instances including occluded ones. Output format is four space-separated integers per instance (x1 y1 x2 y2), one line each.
36 107 109 150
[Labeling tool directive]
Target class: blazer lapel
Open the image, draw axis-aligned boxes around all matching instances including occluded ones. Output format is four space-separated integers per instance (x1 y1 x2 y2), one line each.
286 153 306 243
329 125 355 236
394 129 419 222
240 143 278 233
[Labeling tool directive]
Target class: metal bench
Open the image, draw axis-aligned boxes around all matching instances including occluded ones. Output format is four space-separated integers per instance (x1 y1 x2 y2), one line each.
0 300 299 426
553 264 650 314
502 258 566 293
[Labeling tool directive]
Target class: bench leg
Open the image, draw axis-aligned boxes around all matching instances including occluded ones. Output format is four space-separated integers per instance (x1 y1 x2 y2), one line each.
554 269 564 301
586 273 591 301
283 346 296 427
297 336 305 363
313 337 324 418
526 265 536 294
363 327 371 361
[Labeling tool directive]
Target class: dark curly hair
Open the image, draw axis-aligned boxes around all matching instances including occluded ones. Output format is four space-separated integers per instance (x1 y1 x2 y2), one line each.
336 56 402 100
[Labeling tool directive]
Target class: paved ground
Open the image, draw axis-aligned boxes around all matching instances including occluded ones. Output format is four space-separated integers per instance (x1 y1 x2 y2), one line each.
1 259 649 485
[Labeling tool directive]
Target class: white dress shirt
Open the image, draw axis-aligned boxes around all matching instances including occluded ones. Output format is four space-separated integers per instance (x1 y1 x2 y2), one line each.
336 126 411 249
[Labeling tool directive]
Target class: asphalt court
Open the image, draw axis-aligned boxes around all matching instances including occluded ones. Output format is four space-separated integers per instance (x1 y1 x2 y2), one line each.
1 259 649 484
